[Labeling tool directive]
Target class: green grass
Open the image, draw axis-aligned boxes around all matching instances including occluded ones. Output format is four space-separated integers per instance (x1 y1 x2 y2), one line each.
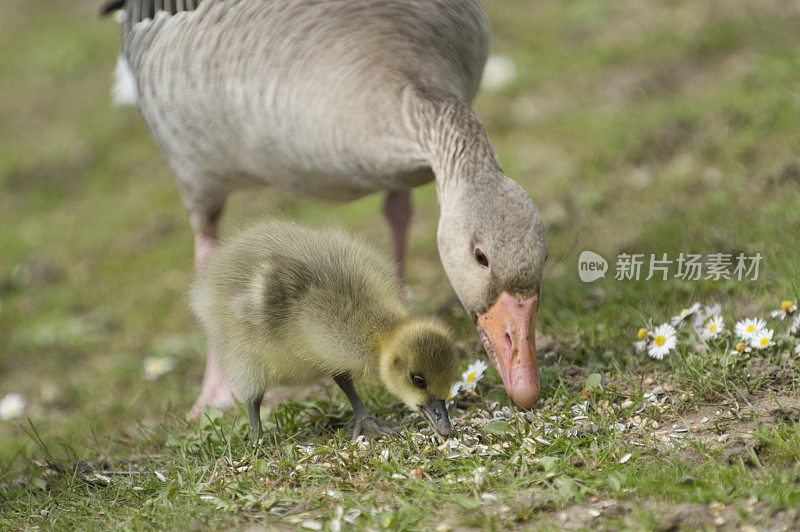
2 0 800 529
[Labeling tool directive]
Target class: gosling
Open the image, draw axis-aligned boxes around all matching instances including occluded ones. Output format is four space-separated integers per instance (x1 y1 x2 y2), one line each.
190 220 459 443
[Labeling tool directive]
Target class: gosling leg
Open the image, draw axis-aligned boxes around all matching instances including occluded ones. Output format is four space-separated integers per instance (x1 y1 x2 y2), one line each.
333 373 400 441
248 394 263 446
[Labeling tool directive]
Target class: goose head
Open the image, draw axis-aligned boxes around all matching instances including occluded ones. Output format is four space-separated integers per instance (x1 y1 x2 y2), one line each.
437 172 547 408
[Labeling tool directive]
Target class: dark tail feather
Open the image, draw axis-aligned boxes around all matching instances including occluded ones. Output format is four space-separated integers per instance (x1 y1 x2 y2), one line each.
99 0 126 15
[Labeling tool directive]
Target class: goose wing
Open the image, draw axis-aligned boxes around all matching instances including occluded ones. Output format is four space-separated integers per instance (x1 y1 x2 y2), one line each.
99 0 207 21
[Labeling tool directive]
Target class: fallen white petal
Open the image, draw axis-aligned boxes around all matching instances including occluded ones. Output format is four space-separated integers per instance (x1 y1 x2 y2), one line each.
0 393 26 421
481 55 516 91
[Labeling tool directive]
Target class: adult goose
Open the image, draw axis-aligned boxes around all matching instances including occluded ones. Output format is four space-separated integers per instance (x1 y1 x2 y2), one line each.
101 0 548 418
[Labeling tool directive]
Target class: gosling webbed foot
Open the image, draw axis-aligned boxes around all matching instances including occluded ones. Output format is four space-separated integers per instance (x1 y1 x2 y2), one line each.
333 372 400 441
349 413 401 442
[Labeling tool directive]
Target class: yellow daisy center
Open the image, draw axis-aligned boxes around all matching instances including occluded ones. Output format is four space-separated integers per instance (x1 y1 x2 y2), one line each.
760 337 769 346
735 342 746 352
654 335 665 346
781 300 793 312
709 324 717 332
466 372 476 382
637 328 648 340
746 325 755 332
681 308 688 315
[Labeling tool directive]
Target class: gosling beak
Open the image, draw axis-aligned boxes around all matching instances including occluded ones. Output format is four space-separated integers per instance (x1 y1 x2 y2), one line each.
476 292 540 409
419 399 452 436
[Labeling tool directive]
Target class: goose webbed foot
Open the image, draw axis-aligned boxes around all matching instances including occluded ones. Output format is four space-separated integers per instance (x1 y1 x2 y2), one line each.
187 377 236 421
187 343 237 420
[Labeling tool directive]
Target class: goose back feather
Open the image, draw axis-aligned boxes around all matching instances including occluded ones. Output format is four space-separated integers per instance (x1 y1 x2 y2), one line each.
114 0 488 205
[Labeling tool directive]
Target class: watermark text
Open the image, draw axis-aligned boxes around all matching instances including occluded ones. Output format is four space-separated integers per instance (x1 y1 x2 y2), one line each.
578 252 762 282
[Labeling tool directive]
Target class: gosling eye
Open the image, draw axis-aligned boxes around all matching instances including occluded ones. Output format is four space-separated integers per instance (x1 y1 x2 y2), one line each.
474 247 489 268
411 374 426 389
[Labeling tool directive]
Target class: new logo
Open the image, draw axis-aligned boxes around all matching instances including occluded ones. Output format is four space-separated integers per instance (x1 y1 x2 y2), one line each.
578 251 608 282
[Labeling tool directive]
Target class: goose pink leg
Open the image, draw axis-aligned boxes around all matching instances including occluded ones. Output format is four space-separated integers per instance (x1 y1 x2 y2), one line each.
383 190 412 283
187 231 237 420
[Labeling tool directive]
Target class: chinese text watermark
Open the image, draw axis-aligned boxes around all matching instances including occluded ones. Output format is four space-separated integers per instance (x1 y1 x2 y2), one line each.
579 251 762 282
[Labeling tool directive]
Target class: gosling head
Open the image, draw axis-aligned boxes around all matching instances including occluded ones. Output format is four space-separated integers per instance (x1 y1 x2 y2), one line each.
379 319 459 436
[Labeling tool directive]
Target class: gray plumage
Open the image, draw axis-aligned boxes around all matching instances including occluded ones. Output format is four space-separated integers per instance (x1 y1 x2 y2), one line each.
112 0 545 307
121 0 486 205
105 0 548 411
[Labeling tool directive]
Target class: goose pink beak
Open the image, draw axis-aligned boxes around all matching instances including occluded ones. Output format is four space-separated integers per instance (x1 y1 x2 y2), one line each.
477 292 539 409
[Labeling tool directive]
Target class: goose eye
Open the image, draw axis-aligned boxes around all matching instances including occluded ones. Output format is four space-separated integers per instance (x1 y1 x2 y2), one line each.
474 247 489 268
411 374 426 389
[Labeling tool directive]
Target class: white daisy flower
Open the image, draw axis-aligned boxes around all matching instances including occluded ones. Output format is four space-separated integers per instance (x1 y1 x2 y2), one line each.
693 303 721 329
461 360 489 390
730 341 751 356
144 356 175 380
734 318 766 341
670 303 701 327
461 360 488 390
795 344 800 356
647 323 677 360
633 327 650 353
749 329 774 350
699 315 725 341
789 314 800 336
0 393 26 421
481 55 516 91
446 381 462 404
770 300 797 320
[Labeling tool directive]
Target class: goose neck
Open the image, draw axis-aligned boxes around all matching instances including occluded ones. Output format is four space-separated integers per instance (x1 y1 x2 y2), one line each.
408 88 502 199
